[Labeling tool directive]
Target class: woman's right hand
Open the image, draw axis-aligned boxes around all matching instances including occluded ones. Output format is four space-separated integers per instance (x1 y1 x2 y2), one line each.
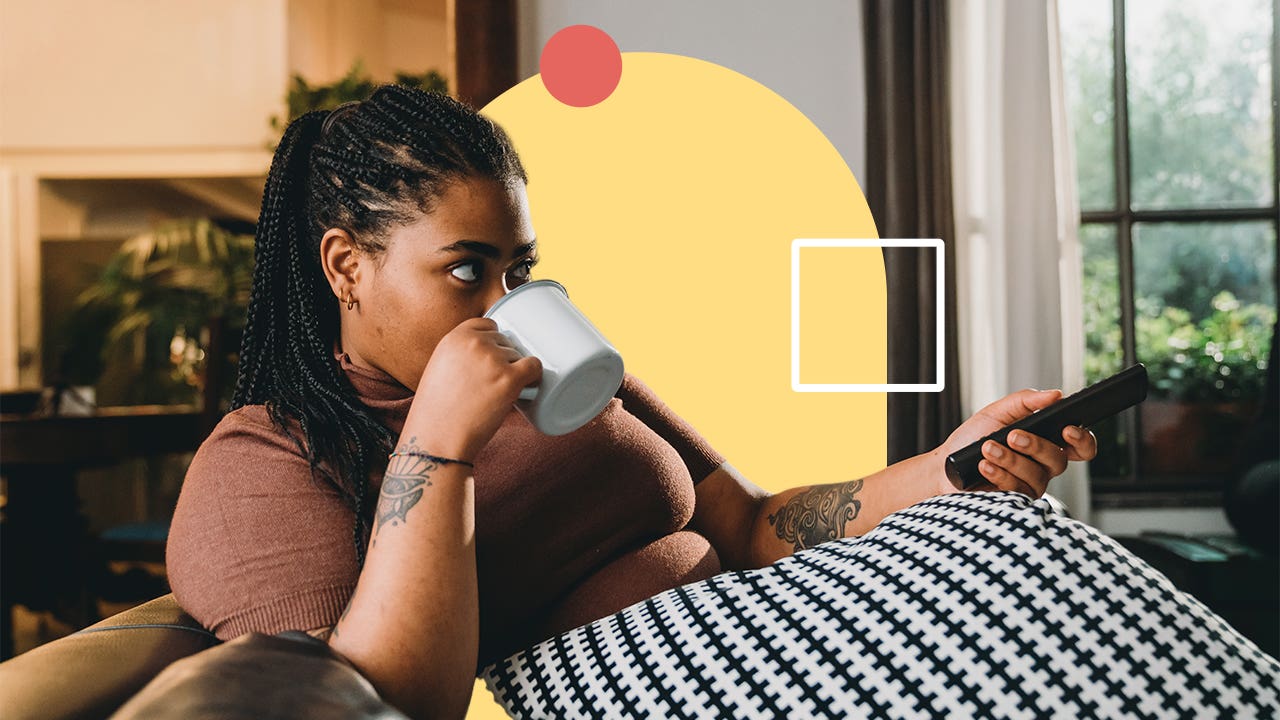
406 317 542 462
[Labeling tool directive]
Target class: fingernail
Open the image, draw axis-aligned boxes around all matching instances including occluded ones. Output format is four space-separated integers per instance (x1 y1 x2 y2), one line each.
1010 432 1030 448
980 460 994 475
985 441 1004 459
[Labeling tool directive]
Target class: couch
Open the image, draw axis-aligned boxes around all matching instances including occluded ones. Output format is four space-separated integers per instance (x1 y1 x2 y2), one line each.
0 594 405 719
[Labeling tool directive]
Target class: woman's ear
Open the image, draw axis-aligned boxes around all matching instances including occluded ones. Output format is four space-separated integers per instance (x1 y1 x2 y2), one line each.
320 228 361 302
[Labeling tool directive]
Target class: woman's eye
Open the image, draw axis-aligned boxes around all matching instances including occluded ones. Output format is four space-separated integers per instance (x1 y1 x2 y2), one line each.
511 259 536 280
505 258 537 288
451 262 482 283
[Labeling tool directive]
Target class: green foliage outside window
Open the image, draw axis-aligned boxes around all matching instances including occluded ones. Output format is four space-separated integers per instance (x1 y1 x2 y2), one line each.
1066 0 1277 410
1125 0 1274 209
1083 240 1275 402
1136 294 1275 402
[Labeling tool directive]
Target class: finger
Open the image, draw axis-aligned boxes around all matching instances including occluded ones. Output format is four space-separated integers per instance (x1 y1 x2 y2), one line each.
981 441 1050 496
978 458 1039 497
479 330 519 350
495 346 523 362
1061 426 1099 462
977 388 1063 426
512 354 542 379
1006 430 1069 477
979 456 1039 496
987 441 1053 496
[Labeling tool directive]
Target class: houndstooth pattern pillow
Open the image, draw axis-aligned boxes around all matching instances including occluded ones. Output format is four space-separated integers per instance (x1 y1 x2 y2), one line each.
482 492 1280 719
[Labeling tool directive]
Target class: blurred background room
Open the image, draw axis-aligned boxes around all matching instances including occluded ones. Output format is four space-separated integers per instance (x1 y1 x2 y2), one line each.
0 0 1275 680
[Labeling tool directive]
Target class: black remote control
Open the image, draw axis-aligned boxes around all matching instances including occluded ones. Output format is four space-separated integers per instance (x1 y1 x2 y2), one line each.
945 363 1149 490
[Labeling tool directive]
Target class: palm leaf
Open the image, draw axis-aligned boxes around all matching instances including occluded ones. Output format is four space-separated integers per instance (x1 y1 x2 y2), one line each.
60 218 256 402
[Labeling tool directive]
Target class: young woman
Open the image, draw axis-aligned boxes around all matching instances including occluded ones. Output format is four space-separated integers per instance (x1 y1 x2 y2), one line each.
165 84 1209 719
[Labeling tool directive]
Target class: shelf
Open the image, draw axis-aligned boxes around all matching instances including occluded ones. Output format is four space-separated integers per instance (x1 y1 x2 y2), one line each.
0 405 206 468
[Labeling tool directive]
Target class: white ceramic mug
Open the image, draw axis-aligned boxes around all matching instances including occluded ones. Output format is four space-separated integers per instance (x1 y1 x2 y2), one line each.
484 279 625 436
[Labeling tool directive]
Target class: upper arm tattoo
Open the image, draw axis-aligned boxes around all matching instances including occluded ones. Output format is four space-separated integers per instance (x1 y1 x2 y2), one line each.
375 436 436 534
766 479 865 553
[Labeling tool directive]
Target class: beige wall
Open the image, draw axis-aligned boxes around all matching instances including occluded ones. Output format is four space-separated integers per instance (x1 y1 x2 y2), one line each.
288 0 449 86
0 0 290 152
0 0 450 164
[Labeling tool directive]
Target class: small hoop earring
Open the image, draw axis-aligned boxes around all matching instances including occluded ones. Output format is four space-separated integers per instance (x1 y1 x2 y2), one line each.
345 294 357 311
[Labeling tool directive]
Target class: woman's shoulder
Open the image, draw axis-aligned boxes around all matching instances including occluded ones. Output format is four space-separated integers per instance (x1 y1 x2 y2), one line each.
174 406 344 553
210 403 282 433
184 404 314 493
201 404 301 453
170 403 358 641
612 371 725 484
616 371 655 400
176 403 346 518
614 372 682 416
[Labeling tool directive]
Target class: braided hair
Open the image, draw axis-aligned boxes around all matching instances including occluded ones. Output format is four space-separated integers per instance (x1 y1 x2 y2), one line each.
233 84 527 564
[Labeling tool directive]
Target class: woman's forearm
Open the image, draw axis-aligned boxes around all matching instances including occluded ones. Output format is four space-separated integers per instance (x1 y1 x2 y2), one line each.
320 317 540 718
328 434 479 720
746 449 949 567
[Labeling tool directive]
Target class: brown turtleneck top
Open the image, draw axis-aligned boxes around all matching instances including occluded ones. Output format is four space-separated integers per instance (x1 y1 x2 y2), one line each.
166 353 726 665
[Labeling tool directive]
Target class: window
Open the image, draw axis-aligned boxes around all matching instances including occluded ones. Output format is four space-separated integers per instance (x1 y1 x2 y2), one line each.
1060 0 1278 500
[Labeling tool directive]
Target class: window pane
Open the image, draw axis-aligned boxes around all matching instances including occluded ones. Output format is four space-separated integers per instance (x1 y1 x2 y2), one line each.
1126 0 1275 210
1080 223 1131 478
1060 0 1116 212
1082 224 1125 381
1132 221 1277 480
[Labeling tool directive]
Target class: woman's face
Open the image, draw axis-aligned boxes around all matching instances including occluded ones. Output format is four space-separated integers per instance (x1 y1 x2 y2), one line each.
333 176 538 390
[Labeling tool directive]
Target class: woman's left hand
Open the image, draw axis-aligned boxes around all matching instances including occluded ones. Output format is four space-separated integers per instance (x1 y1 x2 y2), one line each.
932 388 1099 498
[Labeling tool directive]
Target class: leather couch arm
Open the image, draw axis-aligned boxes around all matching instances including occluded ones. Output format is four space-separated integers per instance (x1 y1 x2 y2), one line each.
0 594 216 720
111 631 408 720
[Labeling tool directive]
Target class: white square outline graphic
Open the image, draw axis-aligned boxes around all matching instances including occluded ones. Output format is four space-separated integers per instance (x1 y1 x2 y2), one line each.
791 239 945 393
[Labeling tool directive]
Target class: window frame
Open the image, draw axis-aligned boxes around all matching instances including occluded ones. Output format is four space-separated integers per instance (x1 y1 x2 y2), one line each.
1079 0 1280 501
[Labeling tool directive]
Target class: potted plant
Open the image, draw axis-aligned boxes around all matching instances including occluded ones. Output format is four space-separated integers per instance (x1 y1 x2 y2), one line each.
1136 291 1275 475
269 61 448 141
55 218 255 410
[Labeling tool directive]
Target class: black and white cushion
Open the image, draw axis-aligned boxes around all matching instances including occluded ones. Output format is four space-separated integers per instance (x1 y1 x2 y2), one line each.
482 492 1280 719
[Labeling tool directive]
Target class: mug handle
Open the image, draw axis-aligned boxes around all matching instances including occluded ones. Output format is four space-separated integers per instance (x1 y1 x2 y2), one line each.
518 386 538 401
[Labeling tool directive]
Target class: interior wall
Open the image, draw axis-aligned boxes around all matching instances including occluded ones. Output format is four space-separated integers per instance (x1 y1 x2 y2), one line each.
286 0 449 85
0 0 451 154
516 0 867 183
0 0 289 152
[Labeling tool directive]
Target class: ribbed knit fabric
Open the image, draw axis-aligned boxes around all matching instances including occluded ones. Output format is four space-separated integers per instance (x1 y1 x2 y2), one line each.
167 354 726 665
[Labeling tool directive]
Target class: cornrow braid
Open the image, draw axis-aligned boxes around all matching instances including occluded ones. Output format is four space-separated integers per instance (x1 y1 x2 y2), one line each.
233 85 527 564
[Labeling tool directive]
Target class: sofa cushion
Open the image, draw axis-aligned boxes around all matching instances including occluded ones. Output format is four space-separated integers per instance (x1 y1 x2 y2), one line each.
482 492 1280 718
0 594 215 720
110 631 406 719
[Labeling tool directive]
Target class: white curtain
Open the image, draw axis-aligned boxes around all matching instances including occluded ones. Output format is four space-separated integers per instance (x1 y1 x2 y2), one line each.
949 0 1092 522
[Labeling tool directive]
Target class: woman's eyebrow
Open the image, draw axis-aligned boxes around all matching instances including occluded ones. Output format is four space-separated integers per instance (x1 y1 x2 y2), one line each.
436 240 537 259
437 240 499 258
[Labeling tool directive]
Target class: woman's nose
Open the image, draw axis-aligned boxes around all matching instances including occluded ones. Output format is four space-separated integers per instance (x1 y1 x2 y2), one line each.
481 281 507 315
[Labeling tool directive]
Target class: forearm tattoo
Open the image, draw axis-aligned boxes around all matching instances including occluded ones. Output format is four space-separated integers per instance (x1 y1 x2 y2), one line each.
374 436 435 534
767 479 865 553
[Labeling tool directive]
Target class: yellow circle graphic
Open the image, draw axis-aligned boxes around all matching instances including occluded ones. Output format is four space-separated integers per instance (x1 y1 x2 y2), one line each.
470 53 885 715
485 50 885 489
